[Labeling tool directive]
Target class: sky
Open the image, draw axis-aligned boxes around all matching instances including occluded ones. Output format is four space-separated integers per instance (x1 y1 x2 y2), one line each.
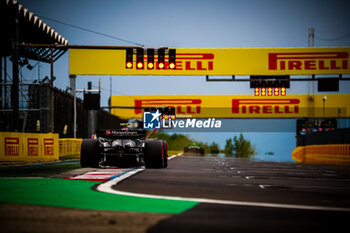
12 0 350 161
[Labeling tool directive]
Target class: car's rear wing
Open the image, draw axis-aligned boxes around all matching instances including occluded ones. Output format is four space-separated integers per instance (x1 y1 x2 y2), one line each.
97 129 147 139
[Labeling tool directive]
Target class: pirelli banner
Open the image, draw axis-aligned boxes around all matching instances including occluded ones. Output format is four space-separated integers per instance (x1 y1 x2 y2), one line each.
110 94 350 119
69 47 350 75
0 132 59 162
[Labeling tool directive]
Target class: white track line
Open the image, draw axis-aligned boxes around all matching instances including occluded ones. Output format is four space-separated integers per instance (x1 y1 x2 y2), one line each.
97 152 350 212
168 152 183 160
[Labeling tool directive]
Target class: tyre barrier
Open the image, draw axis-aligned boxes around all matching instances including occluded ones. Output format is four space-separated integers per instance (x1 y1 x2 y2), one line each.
292 144 350 165
0 132 59 162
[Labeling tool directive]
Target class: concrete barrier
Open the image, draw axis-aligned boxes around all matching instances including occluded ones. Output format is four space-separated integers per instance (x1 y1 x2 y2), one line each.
59 138 82 157
0 132 59 162
292 144 350 165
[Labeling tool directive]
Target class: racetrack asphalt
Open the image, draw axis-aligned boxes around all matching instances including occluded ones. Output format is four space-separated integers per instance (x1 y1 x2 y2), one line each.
113 156 350 233
1 155 350 232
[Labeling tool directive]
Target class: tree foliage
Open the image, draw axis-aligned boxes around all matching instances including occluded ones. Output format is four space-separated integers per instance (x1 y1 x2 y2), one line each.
207 141 219 153
224 138 234 155
224 133 256 158
149 132 255 158
149 132 192 151
149 131 219 153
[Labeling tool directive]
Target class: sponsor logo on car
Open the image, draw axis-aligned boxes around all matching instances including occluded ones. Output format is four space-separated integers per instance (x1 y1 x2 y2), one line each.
105 130 139 136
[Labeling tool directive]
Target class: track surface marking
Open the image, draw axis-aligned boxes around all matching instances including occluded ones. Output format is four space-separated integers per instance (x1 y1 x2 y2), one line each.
99 156 350 212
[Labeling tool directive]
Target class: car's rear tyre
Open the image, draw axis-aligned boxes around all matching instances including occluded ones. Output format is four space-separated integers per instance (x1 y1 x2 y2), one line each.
162 140 168 168
80 139 100 168
184 146 189 153
199 147 205 155
145 139 166 168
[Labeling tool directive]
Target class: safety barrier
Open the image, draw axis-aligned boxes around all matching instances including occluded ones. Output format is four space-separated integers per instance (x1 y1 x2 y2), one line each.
292 144 350 165
59 138 82 157
0 132 59 162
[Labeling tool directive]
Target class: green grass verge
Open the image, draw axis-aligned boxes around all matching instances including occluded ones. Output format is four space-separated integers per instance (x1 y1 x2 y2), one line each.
168 150 182 156
0 178 198 214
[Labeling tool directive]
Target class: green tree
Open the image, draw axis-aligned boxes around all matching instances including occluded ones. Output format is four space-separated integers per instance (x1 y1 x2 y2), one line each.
149 132 222 154
203 141 220 154
209 141 219 152
224 133 256 158
224 138 234 156
233 133 256 158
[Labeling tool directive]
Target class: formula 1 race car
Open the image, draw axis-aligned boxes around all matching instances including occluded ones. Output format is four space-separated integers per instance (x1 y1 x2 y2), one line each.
184 143 205 155
80 129 168 168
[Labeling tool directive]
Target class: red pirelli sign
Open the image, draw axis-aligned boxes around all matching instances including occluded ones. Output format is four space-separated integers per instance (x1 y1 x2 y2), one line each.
111 94 350 119
0 133 59 162
43 138 54 156
27 138 39 156
4 137 19 156
134 99 202 115
232 99 300 114
268 52 348 71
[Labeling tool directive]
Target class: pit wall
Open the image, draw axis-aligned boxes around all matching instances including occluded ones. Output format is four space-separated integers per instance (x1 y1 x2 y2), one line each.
292 144 350 165
0 132 82 162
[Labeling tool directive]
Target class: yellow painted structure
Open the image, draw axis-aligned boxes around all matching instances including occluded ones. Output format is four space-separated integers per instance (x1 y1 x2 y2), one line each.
292 144 350 165
59 138 82 157
0 132 59 162
69 47 350 76
110 94 350 119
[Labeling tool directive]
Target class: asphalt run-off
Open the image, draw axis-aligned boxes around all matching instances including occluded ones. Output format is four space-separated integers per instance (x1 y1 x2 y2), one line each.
1 155 350 232
114 156 350 233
